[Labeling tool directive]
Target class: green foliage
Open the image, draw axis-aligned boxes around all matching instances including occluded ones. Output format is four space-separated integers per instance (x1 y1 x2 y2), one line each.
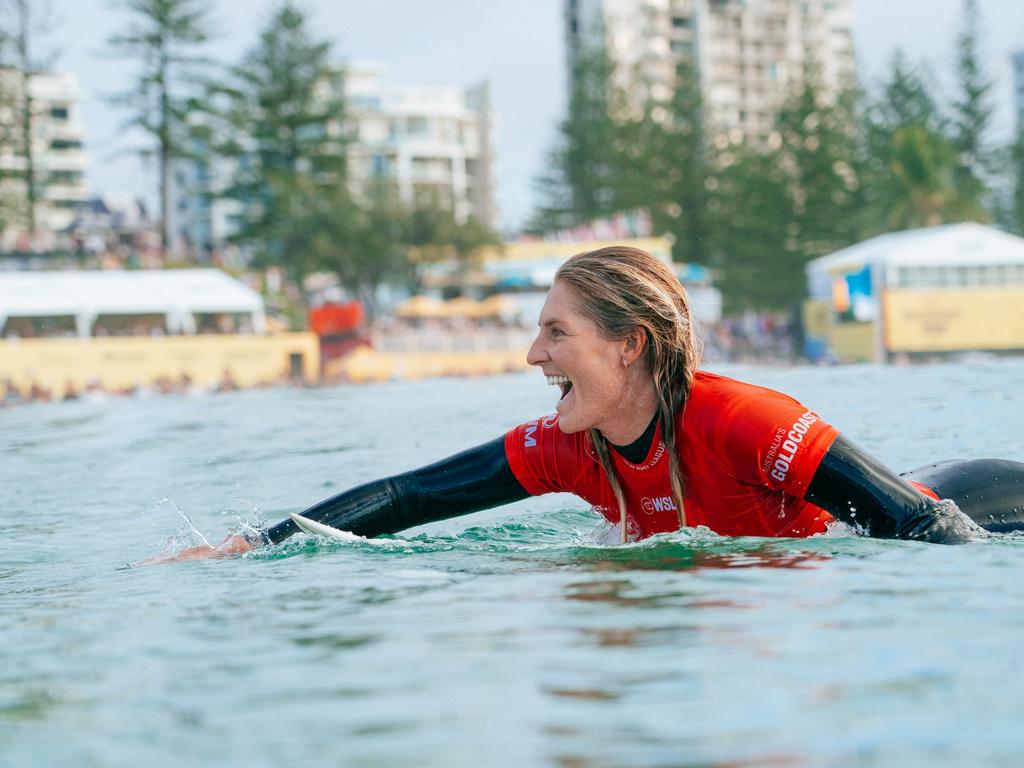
709 78 867 310
776 81 865 259
215 2 347 282
404 192 499 285
658 60 713 265
290 179 498 313
1005 131 1024 236
108 0 212 249
950 0 994 215
530 38 620 231
862 51 985 229
710 144 792 310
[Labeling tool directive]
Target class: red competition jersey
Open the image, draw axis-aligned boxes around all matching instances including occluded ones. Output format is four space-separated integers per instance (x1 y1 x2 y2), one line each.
504 371 842 539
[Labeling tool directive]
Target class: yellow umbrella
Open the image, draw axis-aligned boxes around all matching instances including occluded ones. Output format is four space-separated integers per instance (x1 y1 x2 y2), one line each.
395 295 447 319
479 294 516 317
444 296 485 318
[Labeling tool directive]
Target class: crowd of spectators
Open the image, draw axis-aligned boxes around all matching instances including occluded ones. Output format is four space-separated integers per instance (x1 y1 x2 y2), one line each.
0 368 313 409
701 312 802 365
1 312 255 340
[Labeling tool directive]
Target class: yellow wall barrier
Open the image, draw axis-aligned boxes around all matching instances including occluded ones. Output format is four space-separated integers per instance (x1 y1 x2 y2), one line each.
0 333 320 393
326 346 530 384
829 322 876 363
883 288 1024 352
803 300 877 362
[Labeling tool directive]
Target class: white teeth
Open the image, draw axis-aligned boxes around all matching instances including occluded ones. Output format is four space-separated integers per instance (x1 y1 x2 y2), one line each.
546 375 570 386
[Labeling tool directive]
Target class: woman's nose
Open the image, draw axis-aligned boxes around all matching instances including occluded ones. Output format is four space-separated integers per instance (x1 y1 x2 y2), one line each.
526 332 547 366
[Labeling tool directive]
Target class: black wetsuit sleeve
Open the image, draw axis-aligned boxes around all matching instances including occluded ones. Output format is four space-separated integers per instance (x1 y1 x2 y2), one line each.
260 437 530 544
805 434 978 544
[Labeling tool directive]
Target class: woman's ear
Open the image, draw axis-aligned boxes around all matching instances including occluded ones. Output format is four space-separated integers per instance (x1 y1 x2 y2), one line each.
622 326 648 368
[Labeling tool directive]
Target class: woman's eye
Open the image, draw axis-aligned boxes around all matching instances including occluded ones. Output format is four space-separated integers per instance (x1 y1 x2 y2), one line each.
550 328 564 338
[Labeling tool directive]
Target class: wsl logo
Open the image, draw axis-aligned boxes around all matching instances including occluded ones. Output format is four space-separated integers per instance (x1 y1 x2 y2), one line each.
641 496 677 515
523 415 556 448
523 419 539 448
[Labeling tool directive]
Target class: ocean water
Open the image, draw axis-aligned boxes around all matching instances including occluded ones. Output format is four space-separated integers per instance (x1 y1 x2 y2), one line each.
2 361 1024 767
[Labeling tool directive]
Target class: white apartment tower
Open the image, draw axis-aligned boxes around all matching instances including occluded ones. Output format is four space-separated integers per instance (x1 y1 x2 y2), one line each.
566 0 855 143
341 64 497 227
170 65 497 258
0 69 89 247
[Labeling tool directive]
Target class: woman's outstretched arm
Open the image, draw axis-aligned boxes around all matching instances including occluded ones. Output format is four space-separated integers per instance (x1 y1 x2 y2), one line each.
806 434 982 544
147 437 529 562
260 436 528 543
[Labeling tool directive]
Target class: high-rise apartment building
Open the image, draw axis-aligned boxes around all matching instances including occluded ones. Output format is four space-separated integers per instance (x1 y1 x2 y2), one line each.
170 64 497 259
168 123 245 262
0 70 89 247
566 0 855 143
340 64 496 227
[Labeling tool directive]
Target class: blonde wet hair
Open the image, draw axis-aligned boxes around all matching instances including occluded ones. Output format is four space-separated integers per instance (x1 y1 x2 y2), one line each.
555 246 702 543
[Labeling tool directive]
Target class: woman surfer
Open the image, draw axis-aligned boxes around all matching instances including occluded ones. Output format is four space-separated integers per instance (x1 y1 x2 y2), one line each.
165 246 1024 562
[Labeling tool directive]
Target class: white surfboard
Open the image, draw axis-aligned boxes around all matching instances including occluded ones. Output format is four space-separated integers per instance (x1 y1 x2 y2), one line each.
290 512 360 542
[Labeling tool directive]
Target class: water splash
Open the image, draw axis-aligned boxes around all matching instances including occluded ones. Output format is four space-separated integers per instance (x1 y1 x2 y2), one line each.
154 497 212 550
927 497 989 543
224 491 267 547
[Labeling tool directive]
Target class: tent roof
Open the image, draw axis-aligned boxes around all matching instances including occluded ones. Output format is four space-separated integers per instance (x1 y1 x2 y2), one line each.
0 269 264 319
806 223 1024 278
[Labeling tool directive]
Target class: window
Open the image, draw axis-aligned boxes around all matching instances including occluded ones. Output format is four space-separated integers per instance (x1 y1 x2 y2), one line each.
50 106 69 120
48 170 80 184
407 117 428 136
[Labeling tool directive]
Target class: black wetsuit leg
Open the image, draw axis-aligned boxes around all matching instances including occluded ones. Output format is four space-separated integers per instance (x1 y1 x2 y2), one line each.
261 437 529 545
901 459 1024 533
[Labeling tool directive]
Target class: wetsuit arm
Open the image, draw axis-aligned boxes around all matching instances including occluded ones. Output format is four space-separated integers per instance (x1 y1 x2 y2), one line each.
805 434 979 544
259 437 530 544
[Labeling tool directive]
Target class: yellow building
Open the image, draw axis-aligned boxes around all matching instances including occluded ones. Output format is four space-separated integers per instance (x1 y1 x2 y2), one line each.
805 223 1024 363
0 269 318 393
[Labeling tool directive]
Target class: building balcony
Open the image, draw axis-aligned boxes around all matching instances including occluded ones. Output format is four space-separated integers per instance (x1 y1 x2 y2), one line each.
45 184 90 202
41 152 88 171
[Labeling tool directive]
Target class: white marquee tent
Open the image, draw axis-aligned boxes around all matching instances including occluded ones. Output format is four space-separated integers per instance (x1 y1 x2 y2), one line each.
806 222 1024 300
0 269 267 337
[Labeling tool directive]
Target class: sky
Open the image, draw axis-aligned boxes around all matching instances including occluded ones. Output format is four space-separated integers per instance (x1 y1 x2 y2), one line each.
44 0 1024 233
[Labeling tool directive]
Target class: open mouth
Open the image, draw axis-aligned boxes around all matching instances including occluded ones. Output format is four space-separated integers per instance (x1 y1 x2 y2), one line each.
547 375 573 401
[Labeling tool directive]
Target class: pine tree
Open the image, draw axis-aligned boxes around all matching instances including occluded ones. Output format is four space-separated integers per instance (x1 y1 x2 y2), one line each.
862 53 971 229
661 58 713 265
949 0 994 218
1005 130 1024 236
776 77 864 260
530 37 620 231
108 0 212 253
710 142 792 310
218 1 348 283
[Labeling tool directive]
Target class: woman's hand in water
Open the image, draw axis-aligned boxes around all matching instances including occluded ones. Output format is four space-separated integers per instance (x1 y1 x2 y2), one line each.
137 533 256 565
896 499 986 544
